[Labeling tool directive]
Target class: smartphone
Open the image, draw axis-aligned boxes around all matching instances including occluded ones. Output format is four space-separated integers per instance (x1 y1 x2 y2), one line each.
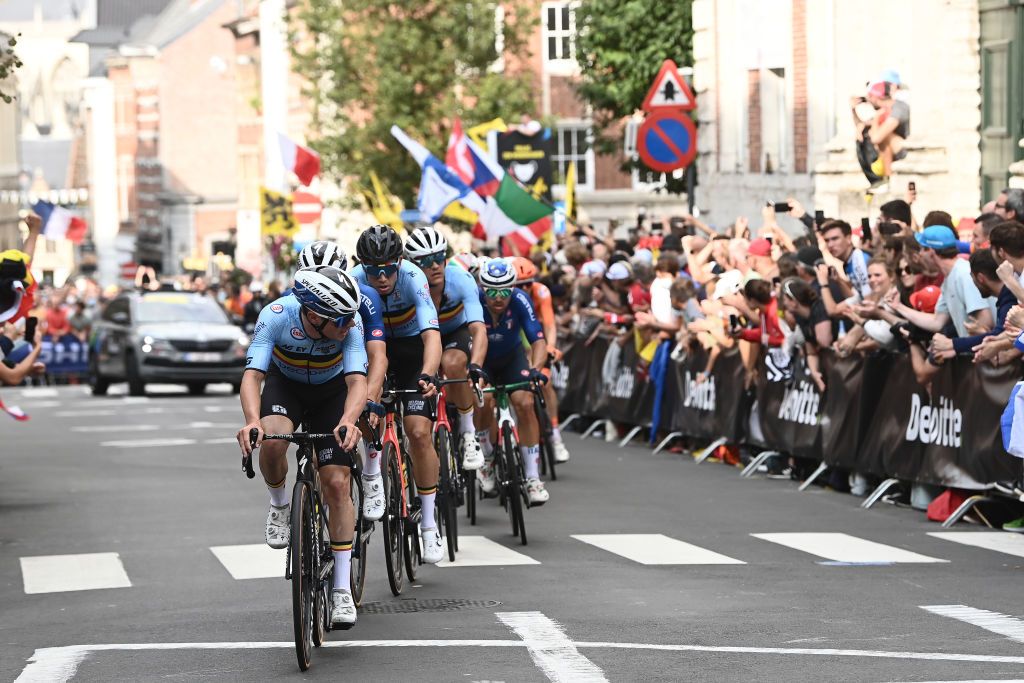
651 221 665 235
766 236 774 246
771 202 792 214
814 210 825 227
908 181 916 192
24 315 37 341
729 314 739 330
862 220 873 243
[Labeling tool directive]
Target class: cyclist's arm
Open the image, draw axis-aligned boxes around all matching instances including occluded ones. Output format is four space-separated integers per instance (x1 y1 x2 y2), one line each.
534 285 557 349
0 340 41 385
420 329 442 376
467 321 487 366
238 303 283 448
528 336 548 370
514 289 547 368
365 340 386 402
239 370 262 426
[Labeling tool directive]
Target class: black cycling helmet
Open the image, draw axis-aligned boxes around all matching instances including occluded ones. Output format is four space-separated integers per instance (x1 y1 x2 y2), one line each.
356 224 403 265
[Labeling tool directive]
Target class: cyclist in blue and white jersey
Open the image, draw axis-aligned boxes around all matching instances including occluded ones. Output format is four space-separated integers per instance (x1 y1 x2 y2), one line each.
349 224 446 564
404 227 488 470
474 258 550 505
236 266 366 628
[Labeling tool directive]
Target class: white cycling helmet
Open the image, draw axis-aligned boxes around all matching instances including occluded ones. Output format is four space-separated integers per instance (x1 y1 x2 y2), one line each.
293 265 361 318
405 227 448 260
479 258 517 288
298 240 348 271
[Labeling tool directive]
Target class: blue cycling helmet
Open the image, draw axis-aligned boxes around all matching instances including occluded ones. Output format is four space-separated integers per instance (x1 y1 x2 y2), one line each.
479 258 516 288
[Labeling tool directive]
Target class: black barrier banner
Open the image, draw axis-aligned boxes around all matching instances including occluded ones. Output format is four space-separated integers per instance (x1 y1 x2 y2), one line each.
819 351 866 469
553 340 588 416
755 354 823 458
669 347 716 439
589 336 641 423
955 359 1021 485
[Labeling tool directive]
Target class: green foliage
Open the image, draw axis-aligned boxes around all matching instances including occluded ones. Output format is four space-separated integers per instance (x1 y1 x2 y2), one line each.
0 34 23 104
291 1 536 205
575 0 693 189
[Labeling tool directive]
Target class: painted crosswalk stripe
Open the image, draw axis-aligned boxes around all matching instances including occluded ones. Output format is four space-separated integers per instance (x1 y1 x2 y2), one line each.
99 438 197 448
72 424 159 433
20 388 58 398
204 437 240 445
437 536 539 567
210 544 285 579
752 533 947 564
927 531 1024 559
572 534 745 565
497 611 608 682
921 604 1024 643
20 553 132 594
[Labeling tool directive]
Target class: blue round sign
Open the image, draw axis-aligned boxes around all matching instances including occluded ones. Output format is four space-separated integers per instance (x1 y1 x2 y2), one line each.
637 111 697 173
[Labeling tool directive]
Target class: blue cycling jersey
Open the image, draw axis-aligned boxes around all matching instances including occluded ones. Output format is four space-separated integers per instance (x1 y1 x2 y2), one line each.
437 263 485 335
246 294 368 384
481 287 544 362
358 283 386 343
350 261 438 339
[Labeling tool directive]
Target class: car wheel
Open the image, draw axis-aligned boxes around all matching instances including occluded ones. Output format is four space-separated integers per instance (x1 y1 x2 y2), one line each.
126 353 145 397
90 357 110 396
187 382 206 396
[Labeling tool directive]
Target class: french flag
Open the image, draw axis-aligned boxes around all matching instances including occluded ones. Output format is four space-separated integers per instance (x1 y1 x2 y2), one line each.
278 133 321 187
32 200 87 244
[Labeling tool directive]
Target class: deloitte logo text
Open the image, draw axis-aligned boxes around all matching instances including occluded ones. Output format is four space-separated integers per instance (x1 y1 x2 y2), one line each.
905 394 961 447
551 362 569 391
604 367 633 399
683 371 715 411
777 381 820 425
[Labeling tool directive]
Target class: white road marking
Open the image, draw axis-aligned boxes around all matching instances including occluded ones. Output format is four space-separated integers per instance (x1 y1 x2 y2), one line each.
20 388 58 398
72 424 159 433
921 604 1024 643
19 639 1024 683
210 544 285 579
497 612 608 682
572 533 745 565
204 437 240 445
187 421 239 429
437 536 540 567
99 438 197 448
57 406 166 417
20 553 132 594
928 531 1024 559
752 533 948 564
20 400 60 408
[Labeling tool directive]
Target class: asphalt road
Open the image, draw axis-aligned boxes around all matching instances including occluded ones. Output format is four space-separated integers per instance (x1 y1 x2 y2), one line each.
4 384 1024 682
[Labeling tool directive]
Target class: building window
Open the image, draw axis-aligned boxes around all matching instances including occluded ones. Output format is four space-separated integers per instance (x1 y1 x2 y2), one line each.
543 2 577 64
553 122 594 191
760 67 789 173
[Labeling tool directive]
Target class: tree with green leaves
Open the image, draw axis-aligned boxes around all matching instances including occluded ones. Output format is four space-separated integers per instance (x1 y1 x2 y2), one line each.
0 33 22 104
574 0 693 187
291 1 536 205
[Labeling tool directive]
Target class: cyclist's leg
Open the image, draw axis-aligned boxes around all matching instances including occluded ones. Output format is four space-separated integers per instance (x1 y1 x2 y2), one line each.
257 369 300 547
540 367 570 461
442 327 483 469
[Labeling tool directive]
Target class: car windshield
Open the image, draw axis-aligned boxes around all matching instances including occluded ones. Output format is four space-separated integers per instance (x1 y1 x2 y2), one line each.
135 293 229 324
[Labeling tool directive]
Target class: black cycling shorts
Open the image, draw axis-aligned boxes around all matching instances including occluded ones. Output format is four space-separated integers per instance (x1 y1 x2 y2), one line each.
260 365 354 468
484 347 532 392
442 324 472 359
386 335 435 419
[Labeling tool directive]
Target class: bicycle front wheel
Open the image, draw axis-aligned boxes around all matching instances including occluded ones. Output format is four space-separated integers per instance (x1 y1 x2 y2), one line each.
350 475 367 607
435 427 458 562
403 449 420 581
290 481 315 671
536 395 557 481
502 426 527 545
381 442 405 596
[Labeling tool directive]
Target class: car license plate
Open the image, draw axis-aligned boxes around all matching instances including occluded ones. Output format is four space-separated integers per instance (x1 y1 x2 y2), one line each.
183 352 221 362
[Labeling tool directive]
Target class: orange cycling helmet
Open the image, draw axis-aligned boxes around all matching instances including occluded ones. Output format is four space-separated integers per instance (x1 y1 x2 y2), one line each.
512 256 538 284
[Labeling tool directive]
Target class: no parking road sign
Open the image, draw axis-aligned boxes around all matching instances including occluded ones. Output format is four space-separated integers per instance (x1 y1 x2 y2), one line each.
636 59 697 173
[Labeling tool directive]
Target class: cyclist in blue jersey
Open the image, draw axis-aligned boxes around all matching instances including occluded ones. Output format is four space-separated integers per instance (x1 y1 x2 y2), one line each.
236 266 367 628
349 224 445 564
475 259 550 505
298 241 389 522
404 227 488 470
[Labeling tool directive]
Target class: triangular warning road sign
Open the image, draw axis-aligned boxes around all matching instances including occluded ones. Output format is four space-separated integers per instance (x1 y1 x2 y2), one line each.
641 59 696 112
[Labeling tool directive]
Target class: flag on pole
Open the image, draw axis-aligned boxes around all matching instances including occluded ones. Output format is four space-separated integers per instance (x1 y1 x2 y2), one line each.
446 118 474 186
391 125 478 223
31 200 87 244
277 133 321 186
369 171 405 232
564 160 577 221
259 186 299 237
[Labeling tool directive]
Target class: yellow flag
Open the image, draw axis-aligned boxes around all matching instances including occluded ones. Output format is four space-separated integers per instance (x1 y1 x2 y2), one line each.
564 160 577 221
443 201 479 224
467 118 507 150
260 186 298 237
369 171 405 232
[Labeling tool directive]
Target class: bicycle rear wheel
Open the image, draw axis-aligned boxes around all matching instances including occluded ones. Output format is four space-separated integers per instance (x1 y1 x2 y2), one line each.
501 426 526 545
466 471 477 525
535 393 557 481
290 481 315 671
435 427 458 562
350 475 367 606
312 491 329 648
381 442 405 596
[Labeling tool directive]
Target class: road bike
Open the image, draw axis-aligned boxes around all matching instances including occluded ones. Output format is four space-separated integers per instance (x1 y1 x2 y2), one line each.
534 380 557 481
243 428 371 671
432 378 484 559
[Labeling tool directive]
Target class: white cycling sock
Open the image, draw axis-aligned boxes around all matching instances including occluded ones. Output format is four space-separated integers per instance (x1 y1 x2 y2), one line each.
363 446 381 478
418 488 437 530
266 477 288 507
332 541 352 590
521 445 541 480
477 430 493 456
552 426 562 443
459 408 476 434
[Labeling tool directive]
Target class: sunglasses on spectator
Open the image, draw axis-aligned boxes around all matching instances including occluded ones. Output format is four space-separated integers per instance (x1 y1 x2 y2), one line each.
996 203 1008 210
415 253 447 268
365 262 399 278
484 288 512 299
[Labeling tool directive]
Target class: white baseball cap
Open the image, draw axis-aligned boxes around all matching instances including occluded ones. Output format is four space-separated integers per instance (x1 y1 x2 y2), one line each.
711 270 744 300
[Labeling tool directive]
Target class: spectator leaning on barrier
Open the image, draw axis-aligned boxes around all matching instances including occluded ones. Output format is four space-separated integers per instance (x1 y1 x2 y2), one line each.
779 277 830 391
932 248 1016 361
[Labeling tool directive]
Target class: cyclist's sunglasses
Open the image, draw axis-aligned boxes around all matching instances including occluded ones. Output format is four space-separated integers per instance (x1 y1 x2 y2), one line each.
365 261 399 278
415 252 447 268
484 288 513 299
332 312 356 328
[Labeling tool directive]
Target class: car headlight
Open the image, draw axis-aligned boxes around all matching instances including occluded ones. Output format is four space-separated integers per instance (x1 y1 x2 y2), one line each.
140 336 174 355
237 334 250 347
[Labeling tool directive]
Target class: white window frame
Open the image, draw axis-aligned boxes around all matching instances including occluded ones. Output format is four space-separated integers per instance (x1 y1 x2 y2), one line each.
542 1 579 75
552 120 595 193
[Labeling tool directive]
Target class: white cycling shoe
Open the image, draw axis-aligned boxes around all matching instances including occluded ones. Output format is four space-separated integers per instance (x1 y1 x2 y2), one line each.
361 473 385 522
526 478 549 506
477 459 497 495
553 440 570 463
331 588 357 629
420 526 445 564
265 503 290 549
461 432 485 470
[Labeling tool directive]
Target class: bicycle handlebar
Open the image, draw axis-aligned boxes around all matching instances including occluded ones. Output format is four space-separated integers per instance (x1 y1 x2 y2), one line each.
244 427 351 479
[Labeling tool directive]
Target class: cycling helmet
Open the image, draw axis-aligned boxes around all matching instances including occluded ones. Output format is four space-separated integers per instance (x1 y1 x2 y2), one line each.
355 224 403 265
293 266 361 318
511 256 538 284
405 227 448 260
298 240 347 271
479 258 516 289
